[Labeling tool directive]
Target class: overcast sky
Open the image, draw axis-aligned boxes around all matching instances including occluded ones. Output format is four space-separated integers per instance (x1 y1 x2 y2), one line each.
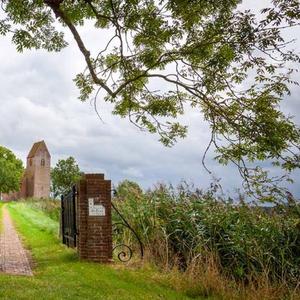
0 1 299 199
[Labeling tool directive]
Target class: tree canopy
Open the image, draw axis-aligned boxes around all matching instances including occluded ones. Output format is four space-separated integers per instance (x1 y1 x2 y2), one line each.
0 145 24 194
115 179 143 199
51 156 82 197
1 0 300 198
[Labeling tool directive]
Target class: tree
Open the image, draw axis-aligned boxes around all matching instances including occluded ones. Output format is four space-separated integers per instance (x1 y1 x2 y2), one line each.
116 180 143 199
51 156 82 197
1 0 300 198
0 145 24 195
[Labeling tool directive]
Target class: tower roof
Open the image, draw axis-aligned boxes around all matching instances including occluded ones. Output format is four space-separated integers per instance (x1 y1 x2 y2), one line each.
27 140 50 158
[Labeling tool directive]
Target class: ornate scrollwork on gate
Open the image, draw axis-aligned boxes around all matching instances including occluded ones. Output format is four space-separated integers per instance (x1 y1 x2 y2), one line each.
111 191 144 263
112 223 133 262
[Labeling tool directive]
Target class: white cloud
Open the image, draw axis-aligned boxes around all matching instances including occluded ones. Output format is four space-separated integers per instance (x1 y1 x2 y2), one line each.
122 167 144 179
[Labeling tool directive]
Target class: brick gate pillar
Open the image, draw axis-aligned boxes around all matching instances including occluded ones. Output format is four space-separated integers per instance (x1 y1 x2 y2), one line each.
76 174 112 263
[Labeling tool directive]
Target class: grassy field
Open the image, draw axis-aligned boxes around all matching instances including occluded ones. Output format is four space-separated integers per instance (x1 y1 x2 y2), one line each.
0 202 203 300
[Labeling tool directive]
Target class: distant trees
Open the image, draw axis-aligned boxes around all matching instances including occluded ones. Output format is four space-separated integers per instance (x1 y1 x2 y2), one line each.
0 146 23 195
51 156 82 197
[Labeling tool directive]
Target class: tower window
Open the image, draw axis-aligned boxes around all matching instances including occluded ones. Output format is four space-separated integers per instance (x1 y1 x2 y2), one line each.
41 159 45 166
29 159 32 166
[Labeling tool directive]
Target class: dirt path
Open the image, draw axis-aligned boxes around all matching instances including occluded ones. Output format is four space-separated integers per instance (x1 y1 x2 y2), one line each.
0 206 32 276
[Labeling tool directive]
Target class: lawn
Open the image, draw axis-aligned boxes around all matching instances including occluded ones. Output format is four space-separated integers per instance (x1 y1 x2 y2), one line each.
0 202 202 300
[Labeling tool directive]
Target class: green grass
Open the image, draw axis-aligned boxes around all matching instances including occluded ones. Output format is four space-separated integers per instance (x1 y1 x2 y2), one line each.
0 202 200 300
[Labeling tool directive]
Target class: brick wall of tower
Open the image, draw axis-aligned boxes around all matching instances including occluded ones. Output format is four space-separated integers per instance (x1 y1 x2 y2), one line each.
32 151 51 198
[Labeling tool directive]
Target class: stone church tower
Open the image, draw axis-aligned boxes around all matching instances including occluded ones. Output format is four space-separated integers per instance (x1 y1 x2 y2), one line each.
24 140 51 198
2 140 51 201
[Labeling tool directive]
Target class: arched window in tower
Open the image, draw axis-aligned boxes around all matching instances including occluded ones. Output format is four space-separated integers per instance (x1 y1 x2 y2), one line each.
29 159 32 166
41 159 45 167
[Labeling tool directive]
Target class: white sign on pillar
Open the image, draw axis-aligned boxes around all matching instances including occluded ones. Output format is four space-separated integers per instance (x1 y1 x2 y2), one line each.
88 198 106 216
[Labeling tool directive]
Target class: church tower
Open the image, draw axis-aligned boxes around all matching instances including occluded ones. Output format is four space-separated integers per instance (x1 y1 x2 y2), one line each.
25 140 51 198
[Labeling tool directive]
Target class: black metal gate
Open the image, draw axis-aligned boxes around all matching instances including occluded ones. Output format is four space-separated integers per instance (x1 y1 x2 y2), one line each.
61 186 77 248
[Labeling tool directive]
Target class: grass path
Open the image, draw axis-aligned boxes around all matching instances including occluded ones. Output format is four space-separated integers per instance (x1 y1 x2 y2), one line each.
0 202 201 300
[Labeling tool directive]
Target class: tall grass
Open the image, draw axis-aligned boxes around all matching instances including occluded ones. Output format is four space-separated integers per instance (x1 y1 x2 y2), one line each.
14 183 299 298
113 180 300 291
19 197 61 222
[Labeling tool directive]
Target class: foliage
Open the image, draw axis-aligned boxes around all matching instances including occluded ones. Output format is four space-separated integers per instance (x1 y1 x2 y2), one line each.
0 145 23 194
115 179 143 198
1 0 300 196
51 156 82 197
113 180 300 286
